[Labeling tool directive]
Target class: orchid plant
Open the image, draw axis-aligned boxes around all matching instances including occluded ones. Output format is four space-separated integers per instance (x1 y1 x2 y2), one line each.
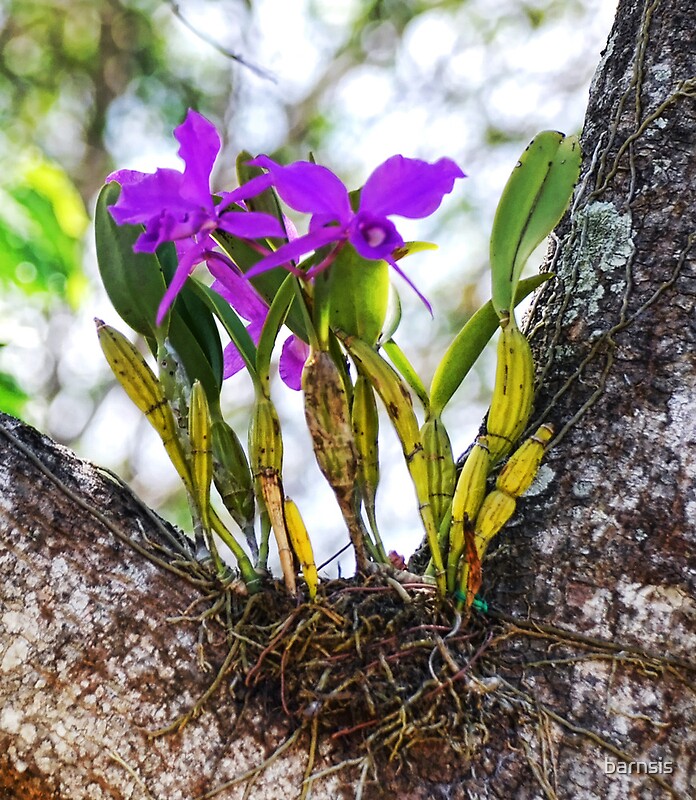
95 109 580 607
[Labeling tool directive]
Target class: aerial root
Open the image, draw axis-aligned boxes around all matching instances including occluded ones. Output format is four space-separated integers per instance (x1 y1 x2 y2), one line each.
148 577 694 799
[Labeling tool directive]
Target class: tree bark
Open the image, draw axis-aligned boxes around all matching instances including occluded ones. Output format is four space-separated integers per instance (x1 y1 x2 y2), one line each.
1 0 695 798
0 415 308 799
480 0 696 796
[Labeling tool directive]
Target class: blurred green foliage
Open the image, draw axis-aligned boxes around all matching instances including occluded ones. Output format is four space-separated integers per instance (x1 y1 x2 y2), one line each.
0 155 88 303
0 153 88 415
0 365 28 418
0 0 213 199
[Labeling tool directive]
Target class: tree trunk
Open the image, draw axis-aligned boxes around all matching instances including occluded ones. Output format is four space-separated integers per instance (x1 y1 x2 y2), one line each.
1 0 694 798
0 416 299 799
483 0 696 796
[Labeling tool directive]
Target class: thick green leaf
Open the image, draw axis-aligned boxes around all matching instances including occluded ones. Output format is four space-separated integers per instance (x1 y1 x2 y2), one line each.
490 131 581 317
157 242 224 391
166 312 222 412
188 281 259 388
94 182 167 341
515 134 580 270
429 273 552 417
255 273 297 395
328 247 390 347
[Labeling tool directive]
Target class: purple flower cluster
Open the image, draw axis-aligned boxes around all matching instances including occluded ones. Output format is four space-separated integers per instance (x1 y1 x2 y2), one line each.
107 110 282 325
107 109 464 389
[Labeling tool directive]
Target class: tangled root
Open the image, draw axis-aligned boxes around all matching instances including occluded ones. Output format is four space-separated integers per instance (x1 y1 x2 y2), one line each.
159 571 693 799
214 577 503 783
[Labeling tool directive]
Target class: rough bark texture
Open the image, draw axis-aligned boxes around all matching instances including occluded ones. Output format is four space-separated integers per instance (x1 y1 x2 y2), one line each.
1 0 695 798
480 0 696 796
0 417 319 799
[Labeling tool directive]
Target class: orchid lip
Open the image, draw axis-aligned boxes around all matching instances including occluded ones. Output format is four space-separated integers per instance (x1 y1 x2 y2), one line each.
364 226 388 247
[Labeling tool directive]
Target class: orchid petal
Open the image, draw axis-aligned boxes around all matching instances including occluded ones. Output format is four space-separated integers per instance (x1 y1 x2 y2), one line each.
361 155 465 219
175 110 219 207
208 256 269 322
222 341 245 378
108 169 187 225
282 214 299 242
156 243 204 325
244 226 342 278
223 318 264 378
249 156 352 220
308 213 344 234
279 335 310 391
133 209 211 253
217 210 285 239
219 172 274 207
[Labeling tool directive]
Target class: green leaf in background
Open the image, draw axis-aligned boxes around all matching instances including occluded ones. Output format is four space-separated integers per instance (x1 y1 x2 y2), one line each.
0 153 88 305
94 182 168 343
0 368 28 417
490 131 581 317
429 273 552 417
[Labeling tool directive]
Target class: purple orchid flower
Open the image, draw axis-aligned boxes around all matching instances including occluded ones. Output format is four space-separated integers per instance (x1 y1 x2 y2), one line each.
208 254 309 390
106 109 284 323
242 154 465 309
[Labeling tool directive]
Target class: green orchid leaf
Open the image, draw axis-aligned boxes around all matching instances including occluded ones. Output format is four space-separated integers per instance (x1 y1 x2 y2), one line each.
382 338 429 412
490 131 581 317
166 311 223 413
94 182 168 342
430 272 552 417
